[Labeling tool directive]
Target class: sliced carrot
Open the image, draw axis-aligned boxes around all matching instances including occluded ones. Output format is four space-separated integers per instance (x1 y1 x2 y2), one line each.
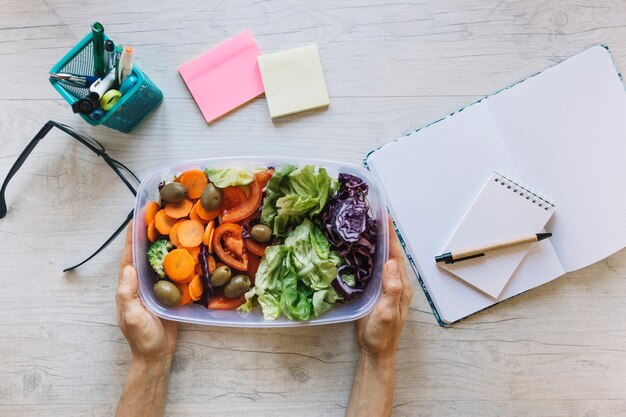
175 283 192 305
178 220 204 248
168 219 185 248
208 254 217 274
195 201 220 221
189 204 209 225
154 209 177 235
189 274 204 301
180 169 208 199
203 220 215 247
184 245 200 264
195 262 203 275
145 201 160 225
164 198 193 219
147 221 158 242
178 271 194 284
163 249 195 282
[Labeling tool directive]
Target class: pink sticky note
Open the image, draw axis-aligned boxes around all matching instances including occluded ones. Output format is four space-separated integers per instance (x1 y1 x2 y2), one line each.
179 31 264 123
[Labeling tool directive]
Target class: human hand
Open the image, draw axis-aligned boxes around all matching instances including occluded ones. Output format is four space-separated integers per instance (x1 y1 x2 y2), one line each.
356 216 413 361
116 223 178 363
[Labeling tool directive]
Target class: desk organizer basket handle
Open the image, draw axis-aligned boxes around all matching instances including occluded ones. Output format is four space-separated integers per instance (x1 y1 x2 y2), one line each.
50 33 163 133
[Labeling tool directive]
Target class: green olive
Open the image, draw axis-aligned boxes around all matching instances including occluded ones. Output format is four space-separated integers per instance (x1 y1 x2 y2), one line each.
153 280 181 306
211 265 232 286
201 183 223 211
223 274 251 299
160 182 188 203
251 224 272 243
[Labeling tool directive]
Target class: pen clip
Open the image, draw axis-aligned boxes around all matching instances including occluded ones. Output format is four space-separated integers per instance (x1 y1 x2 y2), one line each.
446 253 485 264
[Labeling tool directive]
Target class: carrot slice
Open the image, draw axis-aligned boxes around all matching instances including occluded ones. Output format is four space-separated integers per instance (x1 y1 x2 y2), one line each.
189 204 209 225
178 271 194 284
147 221 158 243
208 254 217 273
195 201 220 221
145 201 160 225
178 220 204 248
180 169 208 199
185 245 201 264
189 274 204 301
175 283 192 305
164 198 193 219
203 221 215 247
163 249 195 282
195 262 203 274
154 210 177 235
168 220 185 248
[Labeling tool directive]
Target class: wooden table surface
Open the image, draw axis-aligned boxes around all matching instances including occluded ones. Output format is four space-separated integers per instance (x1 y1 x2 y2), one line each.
2 1 626 416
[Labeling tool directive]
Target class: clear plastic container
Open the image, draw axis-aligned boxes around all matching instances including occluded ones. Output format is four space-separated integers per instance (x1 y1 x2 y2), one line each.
132 157 389 327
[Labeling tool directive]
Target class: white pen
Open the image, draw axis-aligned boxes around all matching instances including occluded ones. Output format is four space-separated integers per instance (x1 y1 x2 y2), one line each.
118 46 134 84
88 68 117 101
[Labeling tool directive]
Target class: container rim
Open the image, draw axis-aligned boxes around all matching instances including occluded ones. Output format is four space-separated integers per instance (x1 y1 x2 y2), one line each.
132 156 389 327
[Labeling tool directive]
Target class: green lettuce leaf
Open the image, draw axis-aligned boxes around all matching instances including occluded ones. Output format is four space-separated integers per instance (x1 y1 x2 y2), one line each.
258 292 282 320
204 167 254 188
312 287 342 317
261 165 297 228
285 220 341 291
279 269 313 321
254 245 293 293
260 165 332 236
245 219 343 320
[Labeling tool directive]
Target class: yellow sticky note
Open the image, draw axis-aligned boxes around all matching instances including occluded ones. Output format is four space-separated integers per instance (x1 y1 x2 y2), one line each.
257 45 329 118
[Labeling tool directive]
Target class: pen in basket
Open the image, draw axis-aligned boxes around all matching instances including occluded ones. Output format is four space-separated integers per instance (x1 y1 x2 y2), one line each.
91 22 106 78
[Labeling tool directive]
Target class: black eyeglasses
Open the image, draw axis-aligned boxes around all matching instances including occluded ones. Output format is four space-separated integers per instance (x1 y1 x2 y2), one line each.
0 121 140 271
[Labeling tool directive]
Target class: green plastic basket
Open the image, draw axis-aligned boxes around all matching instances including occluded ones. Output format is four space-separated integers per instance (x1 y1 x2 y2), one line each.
50 33 163 133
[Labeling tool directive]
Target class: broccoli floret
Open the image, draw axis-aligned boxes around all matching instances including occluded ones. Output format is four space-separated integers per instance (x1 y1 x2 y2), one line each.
148 239 174 279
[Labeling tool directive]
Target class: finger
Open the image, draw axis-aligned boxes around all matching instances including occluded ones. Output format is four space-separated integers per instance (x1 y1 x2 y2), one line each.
387 215 404 261
116 264 139 306
387 216 413 302
377 259 403 323
119 221 134 270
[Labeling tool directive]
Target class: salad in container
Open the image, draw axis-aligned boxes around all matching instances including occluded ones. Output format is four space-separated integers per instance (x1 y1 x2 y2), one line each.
132 158 388 327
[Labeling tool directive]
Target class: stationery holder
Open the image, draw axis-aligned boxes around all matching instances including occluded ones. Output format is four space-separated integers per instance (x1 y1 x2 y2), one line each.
50 33 163 133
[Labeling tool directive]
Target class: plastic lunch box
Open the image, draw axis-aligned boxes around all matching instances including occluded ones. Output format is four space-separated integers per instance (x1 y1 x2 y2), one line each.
132 157 389 327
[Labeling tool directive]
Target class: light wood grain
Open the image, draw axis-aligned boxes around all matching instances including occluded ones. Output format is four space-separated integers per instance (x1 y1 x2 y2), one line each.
2 1 626 416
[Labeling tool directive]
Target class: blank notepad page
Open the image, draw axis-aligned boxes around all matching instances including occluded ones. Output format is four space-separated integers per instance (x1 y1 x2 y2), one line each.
439 173 556 299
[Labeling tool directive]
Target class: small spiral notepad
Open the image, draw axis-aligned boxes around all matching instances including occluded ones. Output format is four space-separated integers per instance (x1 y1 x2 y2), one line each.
438 173 555 298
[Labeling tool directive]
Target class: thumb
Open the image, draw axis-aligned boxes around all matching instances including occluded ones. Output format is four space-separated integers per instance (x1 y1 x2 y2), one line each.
377 259 403 318
116 265 139 305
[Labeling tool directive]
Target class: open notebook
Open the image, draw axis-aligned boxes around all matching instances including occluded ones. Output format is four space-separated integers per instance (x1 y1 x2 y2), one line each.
365 45 626 325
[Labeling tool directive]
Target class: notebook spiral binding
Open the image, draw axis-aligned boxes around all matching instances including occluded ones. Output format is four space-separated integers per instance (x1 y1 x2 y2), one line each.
494 173 555 210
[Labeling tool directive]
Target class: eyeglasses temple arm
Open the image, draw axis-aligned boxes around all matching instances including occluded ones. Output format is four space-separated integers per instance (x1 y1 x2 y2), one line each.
63 210 134 272
0 122 54 218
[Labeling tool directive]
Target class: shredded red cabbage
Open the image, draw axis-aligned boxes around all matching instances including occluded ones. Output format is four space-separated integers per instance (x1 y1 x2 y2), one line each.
198 244 215 305
322 173 377 300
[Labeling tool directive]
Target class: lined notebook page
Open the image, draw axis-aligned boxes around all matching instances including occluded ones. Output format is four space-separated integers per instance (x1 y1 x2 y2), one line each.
368 104 565 323
487 46 626 271
440 173 556 298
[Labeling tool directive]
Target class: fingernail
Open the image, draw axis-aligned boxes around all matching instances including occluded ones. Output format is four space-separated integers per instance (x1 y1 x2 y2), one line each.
386 259 399 275
123 265 133 281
